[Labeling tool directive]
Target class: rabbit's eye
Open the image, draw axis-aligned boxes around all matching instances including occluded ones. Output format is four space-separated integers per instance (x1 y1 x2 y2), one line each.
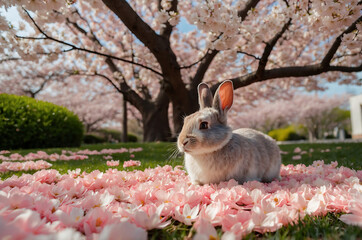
199 121 208 130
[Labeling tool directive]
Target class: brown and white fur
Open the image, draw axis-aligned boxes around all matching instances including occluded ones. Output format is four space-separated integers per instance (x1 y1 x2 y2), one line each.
177 81 281 185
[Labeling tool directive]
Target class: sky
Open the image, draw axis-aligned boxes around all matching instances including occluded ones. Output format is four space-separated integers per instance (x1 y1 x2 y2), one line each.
2 6 362 97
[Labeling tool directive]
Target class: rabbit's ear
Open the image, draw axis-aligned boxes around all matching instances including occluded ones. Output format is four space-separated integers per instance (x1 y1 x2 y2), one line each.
213 81 233 122
198 83 213 109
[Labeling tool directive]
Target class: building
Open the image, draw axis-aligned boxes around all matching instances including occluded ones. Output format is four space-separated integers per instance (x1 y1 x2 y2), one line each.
349 95 362 139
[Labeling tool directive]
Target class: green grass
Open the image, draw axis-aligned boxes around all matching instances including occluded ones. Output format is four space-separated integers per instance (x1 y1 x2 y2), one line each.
0 142 183 179
278 142 362 170
1 142 361 239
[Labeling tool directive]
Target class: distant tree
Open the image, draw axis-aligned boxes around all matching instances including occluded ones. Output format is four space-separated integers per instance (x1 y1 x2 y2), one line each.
0 58 68 98
229 94 349 141
296 95 349 140
319 107 351 138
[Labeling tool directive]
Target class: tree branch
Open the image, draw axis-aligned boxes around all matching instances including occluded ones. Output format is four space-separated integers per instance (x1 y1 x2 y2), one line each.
256 18 292 78
102 0 190 111
23 77 50 98
213 15 361 91
158 0 178 40
189 0 262 91
333 53 360 60
215 15 361 93
238 0 261 21
237 50 261 60
65 15 149 107
0 57 21 63
216 63 362 92
101 0 167 59
18 8 162 76
104 57 146 112
321 15 362 67
190 49 219 89
66 18 87 35
179 51 210 69
67 9 103 46
15 36 47 40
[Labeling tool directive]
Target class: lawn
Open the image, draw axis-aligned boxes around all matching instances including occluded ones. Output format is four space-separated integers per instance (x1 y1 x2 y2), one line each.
0 142 361 239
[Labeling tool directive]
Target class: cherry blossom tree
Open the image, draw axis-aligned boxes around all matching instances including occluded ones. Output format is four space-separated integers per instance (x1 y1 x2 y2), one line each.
0 57 69 98
0 59 121 132
295 94 350 140
0 0 361 141
43 79 124 133
229 94 350 140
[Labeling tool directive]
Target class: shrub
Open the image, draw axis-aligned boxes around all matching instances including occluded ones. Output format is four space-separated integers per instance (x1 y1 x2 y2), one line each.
98 128 122 142
83 134 106 144
127 133 138 142
268 125 306 141
0 94 83 149
96 128 138 142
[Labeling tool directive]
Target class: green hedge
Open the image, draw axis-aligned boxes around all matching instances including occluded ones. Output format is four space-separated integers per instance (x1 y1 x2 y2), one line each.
0 94 83 149
127 133 138 142
268 125 306 141
83 131 138 144
98 128 122 142
95 129 138 142
83 134 106 144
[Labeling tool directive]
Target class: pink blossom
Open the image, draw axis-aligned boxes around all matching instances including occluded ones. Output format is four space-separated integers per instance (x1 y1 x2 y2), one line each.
292 155 302 160
33 169 60 184
131 204 171 230
221 211 252 238
81 191 115 210
107 160 120 167
174 204 200 225
198 201 226 225
194 218 218 240
123 160 141 168
0 158 360 238
0 160 52 173
340 194 362 227
312 160 325 167
9 153 22 160
290 193 308 216
293 147 302 153
54 207 85 228
0 148 141 162
129 147 143 153
4 209 50 235
82 207 115 235
99 221 147 240
26 228 84 240
67 168 81 178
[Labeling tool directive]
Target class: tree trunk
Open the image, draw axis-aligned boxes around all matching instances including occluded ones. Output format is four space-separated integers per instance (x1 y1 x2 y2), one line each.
122 95 128 142
308 128 319 142
142 92 172 142
308 130 315 142
142 110 171 141
171 88 199 137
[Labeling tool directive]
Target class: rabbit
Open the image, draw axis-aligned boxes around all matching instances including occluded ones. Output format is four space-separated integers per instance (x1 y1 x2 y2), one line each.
177 80 281 185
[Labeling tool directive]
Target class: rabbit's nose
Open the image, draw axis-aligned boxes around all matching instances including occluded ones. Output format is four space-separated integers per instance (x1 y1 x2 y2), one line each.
182 139 189 146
